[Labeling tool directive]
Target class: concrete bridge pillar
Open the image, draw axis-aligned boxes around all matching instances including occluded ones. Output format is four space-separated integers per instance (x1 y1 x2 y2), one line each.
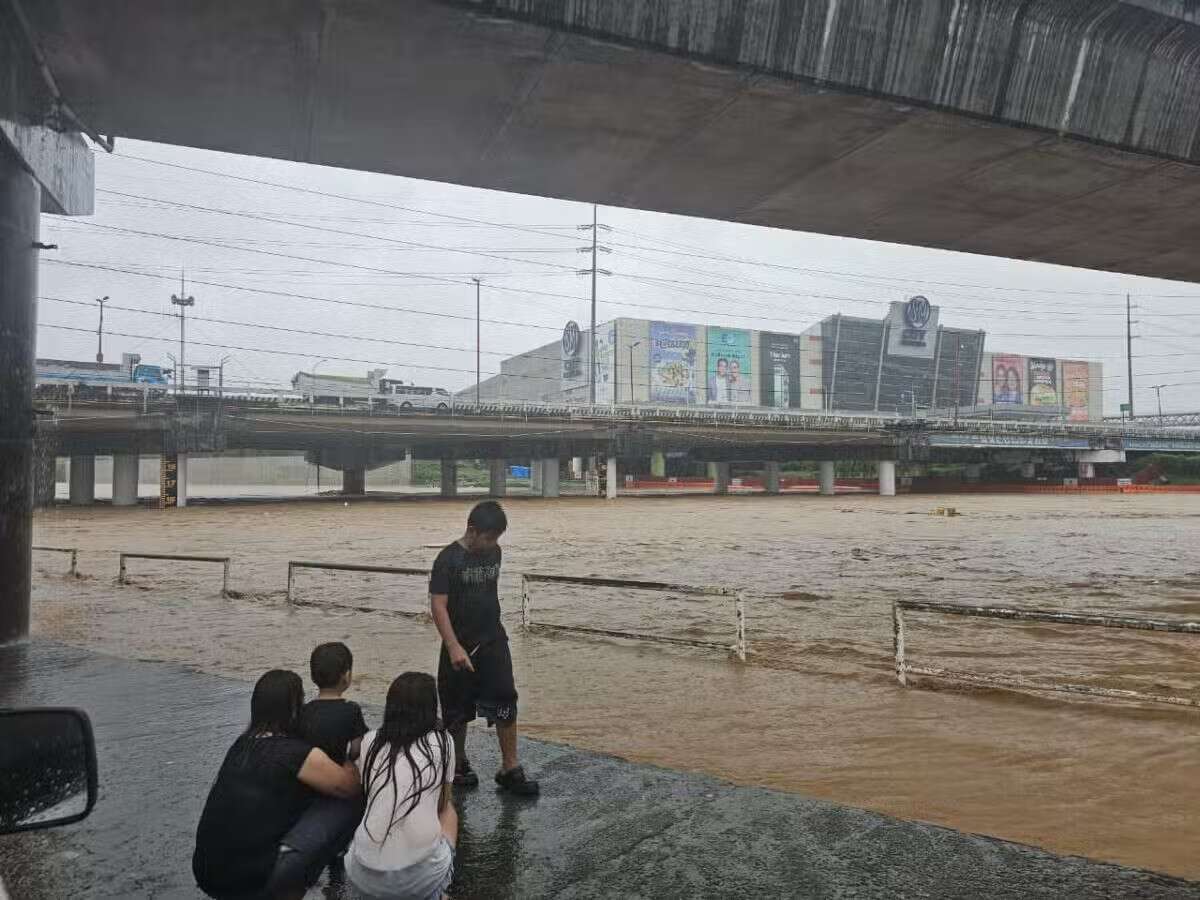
651 451 666 478
396 450 413 488
342 467 365 495
69 455 96 506
531 459 543 495
112 453 140 506
606 455 618 500
571 456 584 480
819 461 835 496
540 459 560 498
764 462 781 495
488 459 507 497
177 453 190 507
712 462 731 496
965 464 984 483
0 158 39 640
878 460 897 497
33 455 56 508
1078 462 1095 480
440 460 457 498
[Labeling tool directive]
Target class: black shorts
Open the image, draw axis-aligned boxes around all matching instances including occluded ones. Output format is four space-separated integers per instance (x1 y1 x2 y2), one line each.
438 637 518 729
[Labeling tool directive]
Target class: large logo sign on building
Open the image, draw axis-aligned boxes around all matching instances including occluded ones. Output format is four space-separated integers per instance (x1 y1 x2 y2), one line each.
1063 361 1090 421
560 320 586 390
760 332 800 409
885 297 939 359
706 327 752 405
649 322 698 404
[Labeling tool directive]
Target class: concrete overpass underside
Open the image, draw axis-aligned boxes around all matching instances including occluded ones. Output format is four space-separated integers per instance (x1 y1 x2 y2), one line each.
10 0 1200 281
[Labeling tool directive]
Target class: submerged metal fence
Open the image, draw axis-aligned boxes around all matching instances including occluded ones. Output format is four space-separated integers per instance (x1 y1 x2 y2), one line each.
521 573 747 661
33 546 78 577
894 599 1200 709
118 552 231 596
286 561 430 619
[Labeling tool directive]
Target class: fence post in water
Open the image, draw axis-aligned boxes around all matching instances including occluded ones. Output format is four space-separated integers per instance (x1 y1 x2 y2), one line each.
222 559 231 597
893 601 907 687
735 591 747 661
118 553 127 585
286 562 295 605
69 549 77 578
520 574 530 629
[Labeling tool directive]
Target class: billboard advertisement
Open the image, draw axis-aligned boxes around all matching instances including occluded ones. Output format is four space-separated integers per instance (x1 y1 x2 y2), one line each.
594 323 615 405
760 332 801 409
706 327 752 405
992 354 1024 404
886 296 940 360
649 322 699 405
1063 361 1090 422
1028 358 1059 407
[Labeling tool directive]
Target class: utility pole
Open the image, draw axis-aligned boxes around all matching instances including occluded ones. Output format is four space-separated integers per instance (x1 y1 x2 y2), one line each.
95 296 108 363
578 205 611 406
953 338 962 425
630 340 642 404
1151 384 1165 426
171 271 195 394
1126 294 1136 418
474 278 481 405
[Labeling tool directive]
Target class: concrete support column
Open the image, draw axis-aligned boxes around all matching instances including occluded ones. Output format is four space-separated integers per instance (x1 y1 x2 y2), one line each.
112 453 140 506
819 461 835 496
651 451 666 478
0 160 39 640
33 454 56 508
1078 462 1095 480
606 455 618 500
440 460 458 498
69 455 96 506
177 453 190 507
530 459 543 495
342 466 366 496
488 459 507 497
540 458 560 498
713 462 731 495
878 460 897 497
764 461 781 495
570 456 583 480
964 464 984 483
396 450 413 487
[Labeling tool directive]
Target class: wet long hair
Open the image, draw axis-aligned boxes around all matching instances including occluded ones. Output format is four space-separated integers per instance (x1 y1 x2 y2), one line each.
246 669 304 738
360 672 450 843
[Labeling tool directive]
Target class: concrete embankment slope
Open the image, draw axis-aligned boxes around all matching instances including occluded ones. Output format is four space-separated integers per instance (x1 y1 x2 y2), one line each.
1 641 1195 899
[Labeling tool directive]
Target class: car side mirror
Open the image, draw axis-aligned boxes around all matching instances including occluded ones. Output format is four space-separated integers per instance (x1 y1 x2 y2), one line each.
0 708 98 835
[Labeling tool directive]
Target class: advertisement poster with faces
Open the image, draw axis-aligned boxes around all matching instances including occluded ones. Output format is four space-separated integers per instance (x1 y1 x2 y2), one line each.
706 327 752 405
649 322 698 405
992 354 1024 404
1063 361 1090 422
1028 358 1059 407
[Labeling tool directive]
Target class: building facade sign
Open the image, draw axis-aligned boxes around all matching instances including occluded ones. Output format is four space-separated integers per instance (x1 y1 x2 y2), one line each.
1028 358 1058 407
706 327 752 405
561 320 586 390
649 322 699 404
885 297 939 359
760 332 801 409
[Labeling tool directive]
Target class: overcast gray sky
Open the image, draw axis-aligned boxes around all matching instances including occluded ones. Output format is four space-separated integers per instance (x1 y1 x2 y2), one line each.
36 138 1200 415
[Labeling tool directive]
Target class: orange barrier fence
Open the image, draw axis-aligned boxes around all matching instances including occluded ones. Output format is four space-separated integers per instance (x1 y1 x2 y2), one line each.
910 481 1200 495
622 477 879 493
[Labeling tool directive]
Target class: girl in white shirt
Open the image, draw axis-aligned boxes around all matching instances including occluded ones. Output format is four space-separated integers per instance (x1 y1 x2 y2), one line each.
349 673 457 900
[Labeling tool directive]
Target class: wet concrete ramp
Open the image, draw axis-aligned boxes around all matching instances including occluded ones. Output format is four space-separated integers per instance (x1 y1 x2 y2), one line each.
0 640 1195 899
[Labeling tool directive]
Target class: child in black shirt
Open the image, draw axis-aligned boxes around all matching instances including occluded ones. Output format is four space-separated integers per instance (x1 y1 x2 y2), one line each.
299 642 368 765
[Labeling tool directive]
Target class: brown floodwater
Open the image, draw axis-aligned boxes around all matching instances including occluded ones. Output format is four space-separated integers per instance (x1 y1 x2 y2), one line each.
29 493 1200 878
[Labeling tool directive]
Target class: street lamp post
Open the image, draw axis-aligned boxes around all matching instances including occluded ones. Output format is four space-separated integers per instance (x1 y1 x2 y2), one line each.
473 278 481 406
629 340 642 404
95 296 108 363
171 273 195 393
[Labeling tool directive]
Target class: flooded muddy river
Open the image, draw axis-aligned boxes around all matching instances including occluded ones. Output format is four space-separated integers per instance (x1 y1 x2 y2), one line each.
29 493 1200 878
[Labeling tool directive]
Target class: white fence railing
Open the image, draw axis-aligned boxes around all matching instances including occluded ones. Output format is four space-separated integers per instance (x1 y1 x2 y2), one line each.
893 599 1200 709
118 552 231 596
286 561 430 619
33 545 78 577
521 573 746 661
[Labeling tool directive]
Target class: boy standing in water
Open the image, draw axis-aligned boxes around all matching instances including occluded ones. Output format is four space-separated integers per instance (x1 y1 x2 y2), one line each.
430 501 539 796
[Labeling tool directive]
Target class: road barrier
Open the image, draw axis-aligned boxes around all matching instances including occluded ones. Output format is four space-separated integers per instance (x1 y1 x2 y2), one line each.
893 599 1200 709
118 552 231 596
33 546 78 577
286 561 430 619
521 573 747 661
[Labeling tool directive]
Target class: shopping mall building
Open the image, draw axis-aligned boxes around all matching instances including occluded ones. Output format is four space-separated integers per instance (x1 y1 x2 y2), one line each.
463 299 1105 422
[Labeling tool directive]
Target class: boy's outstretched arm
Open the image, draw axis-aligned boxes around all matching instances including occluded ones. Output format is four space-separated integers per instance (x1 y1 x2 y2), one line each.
431 593 474 672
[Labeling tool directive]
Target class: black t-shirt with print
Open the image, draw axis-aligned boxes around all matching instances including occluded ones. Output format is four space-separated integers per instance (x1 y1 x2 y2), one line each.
299 698 368 764
193 734 315 896
429 541 504 646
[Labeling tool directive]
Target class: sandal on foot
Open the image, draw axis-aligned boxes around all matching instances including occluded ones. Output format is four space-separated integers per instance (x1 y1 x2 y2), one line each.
495 765 540 796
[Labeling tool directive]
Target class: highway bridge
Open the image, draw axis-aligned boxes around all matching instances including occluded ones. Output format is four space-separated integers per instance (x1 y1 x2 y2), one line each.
35 396 1200 506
